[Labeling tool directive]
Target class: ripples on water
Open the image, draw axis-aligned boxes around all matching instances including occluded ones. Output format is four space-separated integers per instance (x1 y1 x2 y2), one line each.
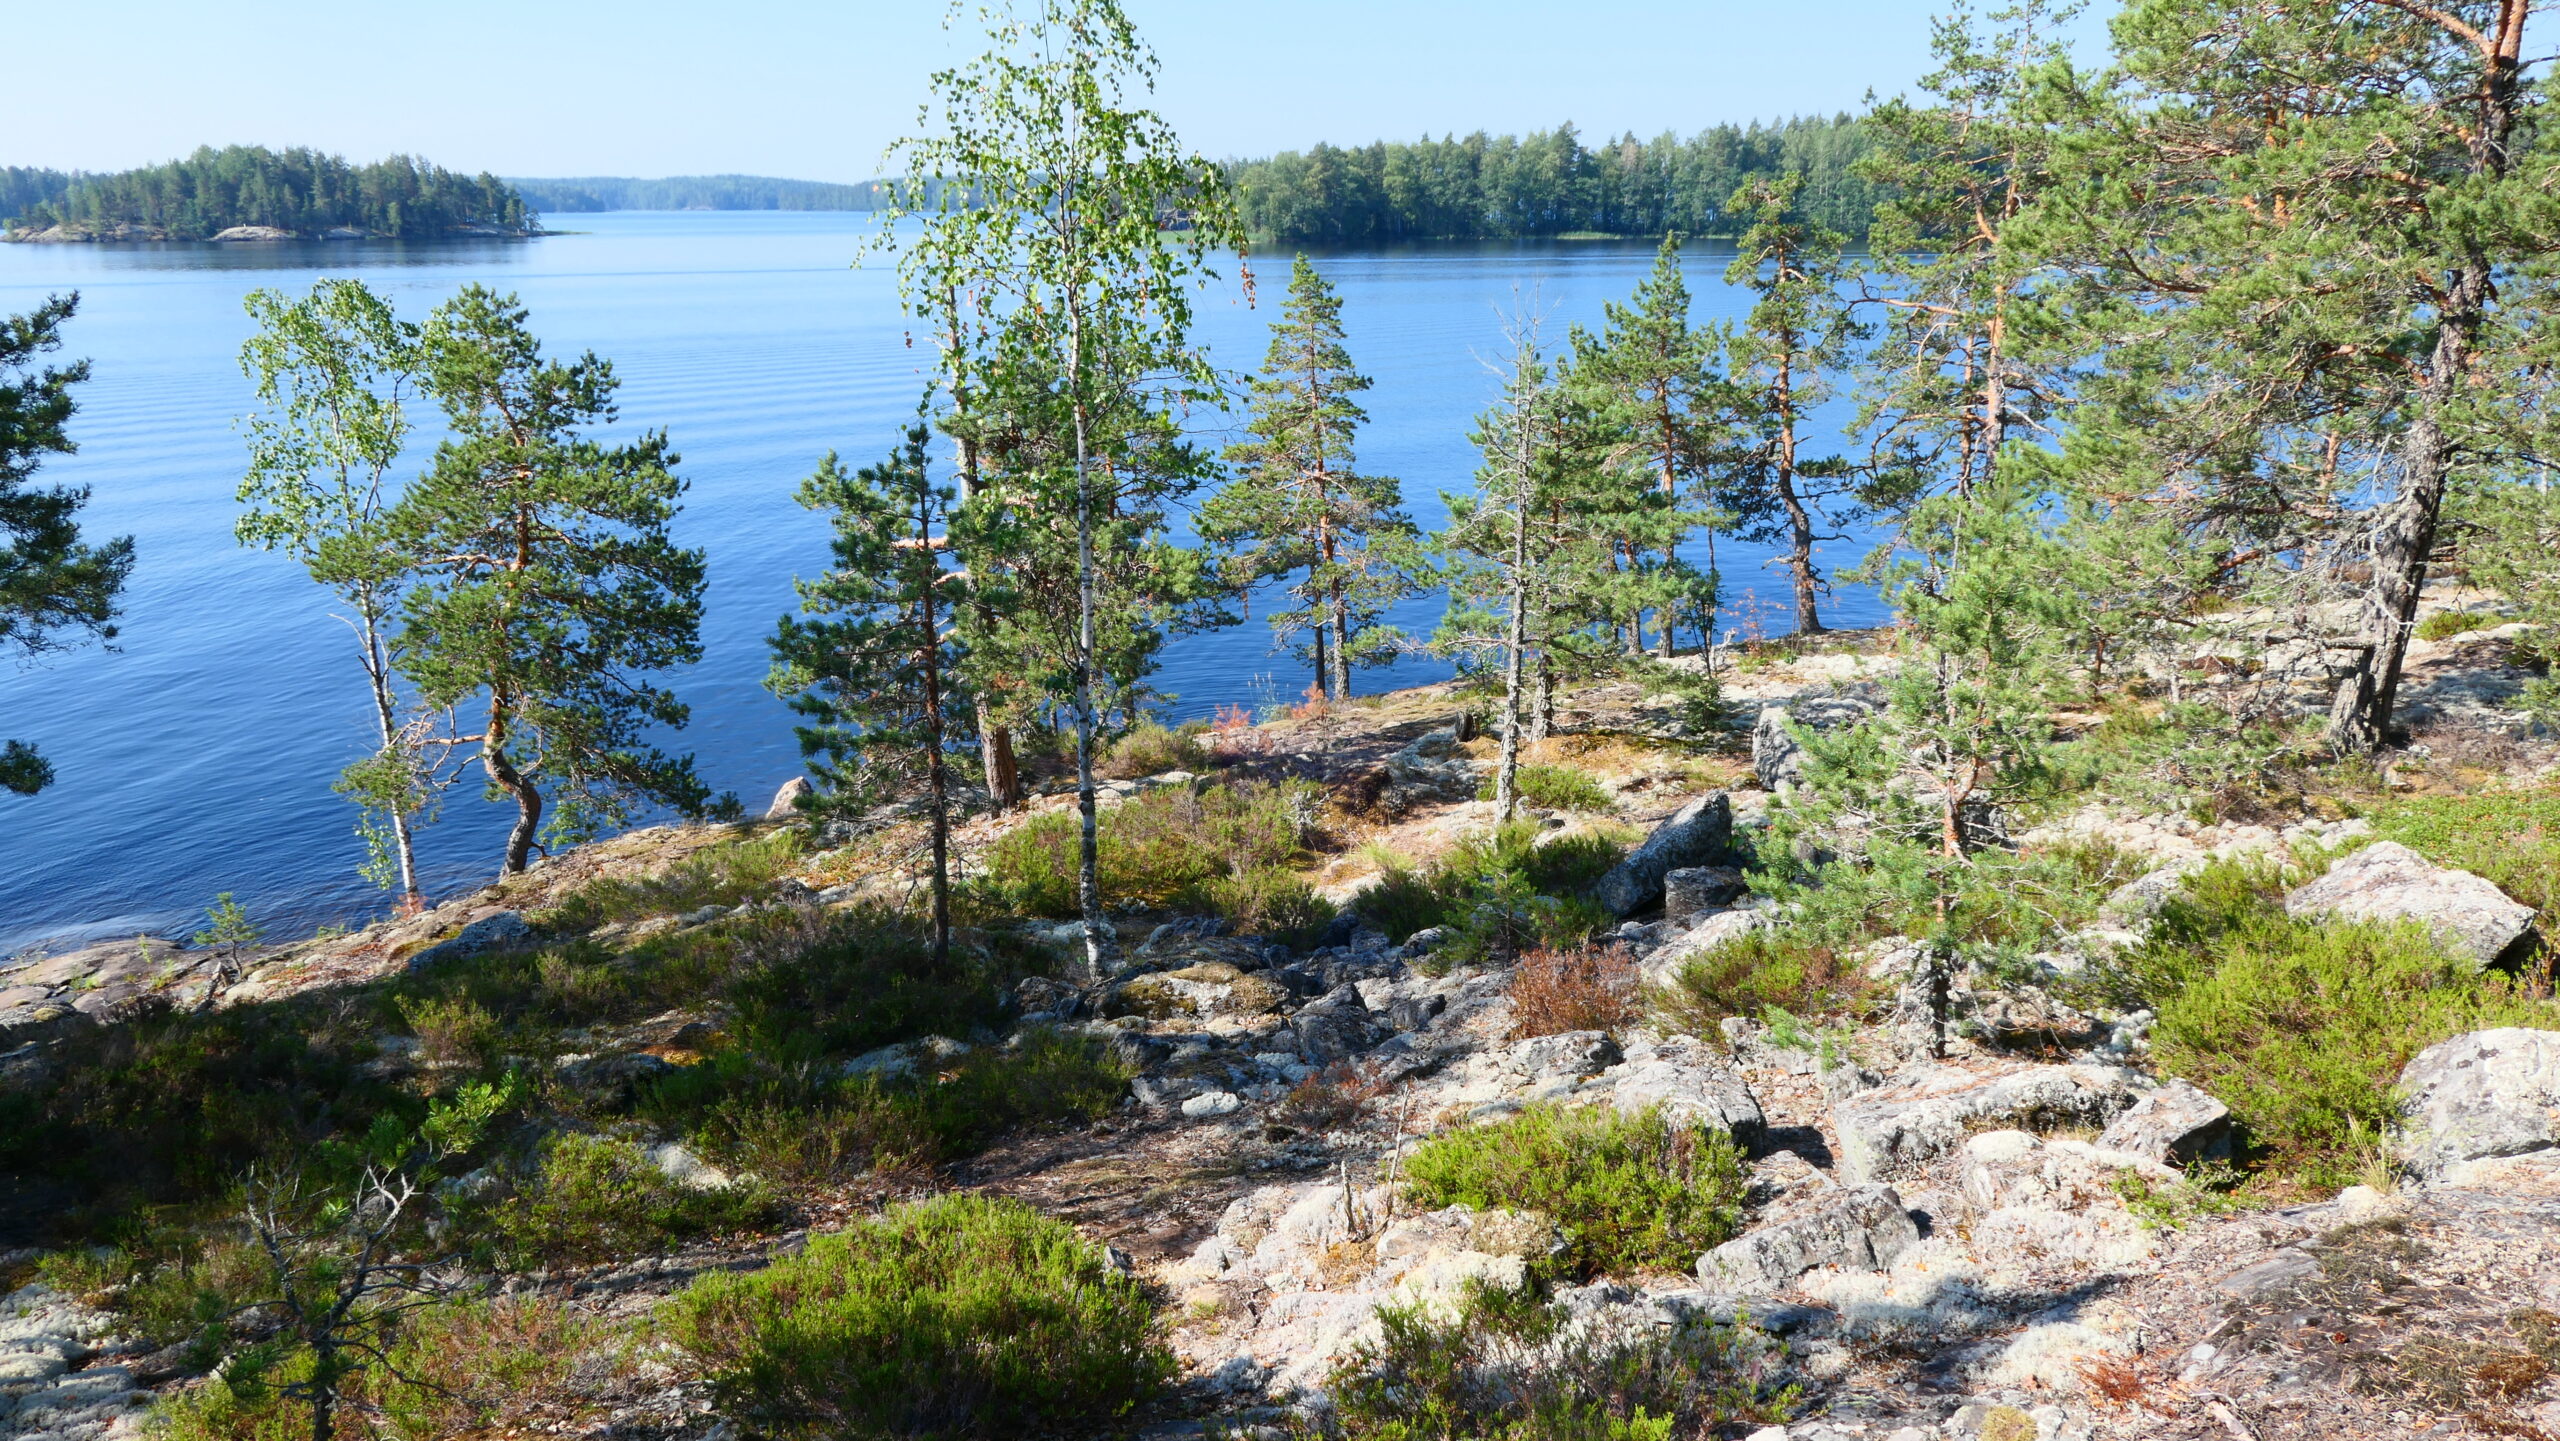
0 212 1884 950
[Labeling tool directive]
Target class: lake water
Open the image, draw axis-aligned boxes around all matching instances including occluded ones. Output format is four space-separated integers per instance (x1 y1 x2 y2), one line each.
0 211 1885 951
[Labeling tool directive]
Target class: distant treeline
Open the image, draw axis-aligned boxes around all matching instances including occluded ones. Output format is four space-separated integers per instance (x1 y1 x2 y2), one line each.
1223 117 1882 243
5 147 534 238
0 168 75 224
511 174 884 212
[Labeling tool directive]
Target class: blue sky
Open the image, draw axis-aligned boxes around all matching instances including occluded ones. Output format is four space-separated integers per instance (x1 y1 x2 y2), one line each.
20 1 2116 180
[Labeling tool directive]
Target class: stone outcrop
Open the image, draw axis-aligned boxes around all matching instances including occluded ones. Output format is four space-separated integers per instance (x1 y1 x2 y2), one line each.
2283 841 2535 969
404 910 536 971
2097 1078 2233 1164
2396 1027 2560 1176
1696 1184 1920 1293
1607 1032 1765 1143
1593 792 1733 918
1832 1063 2143 1184
1662 865 1747 920
1750 696 1876 790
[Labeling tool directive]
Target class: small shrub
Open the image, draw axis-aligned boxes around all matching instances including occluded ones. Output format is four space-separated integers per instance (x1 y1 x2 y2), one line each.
1654 927 1871 1031
1098 721 1209 779
1198 866 1336 948
1276 1061 1391 1132
1479 763 1614 813
484 1133 775 1267
38 1235 270 1365
398 994 505 1070
666 1193 1169 1440
1353 821 1629 951
2415 608 2495 641
1323 1281 1796 1440
975 780 1322 921
1509 946 1641 1037
1402 1103 1745 1278
2147 905 2550 1190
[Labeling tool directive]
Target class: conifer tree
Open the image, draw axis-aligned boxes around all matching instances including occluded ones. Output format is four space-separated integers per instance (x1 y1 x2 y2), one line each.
2031 0 2560 751
878 0 1243 970
237 278 436 908
1565 234 1730 658
0 294 131 796
393 286 717 875
1719 176 1867 635
1203 255 1421 700
768 419 965 963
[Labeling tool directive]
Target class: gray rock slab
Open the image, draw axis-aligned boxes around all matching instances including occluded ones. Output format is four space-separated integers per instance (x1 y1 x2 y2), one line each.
2398 1026 2560 1175
1697 1183 1920 1293
1594 792 1733 918
1832 1063 2143 1184
2098 1079 2233 1165
2284 841 2535 969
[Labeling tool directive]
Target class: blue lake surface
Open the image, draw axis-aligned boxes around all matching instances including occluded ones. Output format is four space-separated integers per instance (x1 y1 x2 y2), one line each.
0 211 1885 951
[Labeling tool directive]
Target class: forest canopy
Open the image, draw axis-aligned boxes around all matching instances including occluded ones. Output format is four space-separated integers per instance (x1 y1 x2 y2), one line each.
4 147 535 239
1223 116 1880 243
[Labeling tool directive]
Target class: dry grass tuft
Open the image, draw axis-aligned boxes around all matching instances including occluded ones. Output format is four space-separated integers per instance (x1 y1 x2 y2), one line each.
1507 945 1641 1038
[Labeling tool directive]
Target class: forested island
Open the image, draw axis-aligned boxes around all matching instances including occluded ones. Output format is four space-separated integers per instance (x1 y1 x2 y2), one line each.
509 173 884 212
1 146 538 241
1226 114 1878 242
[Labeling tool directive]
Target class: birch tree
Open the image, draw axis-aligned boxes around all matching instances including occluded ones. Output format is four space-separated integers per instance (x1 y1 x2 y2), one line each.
876 0 1243 970
238 279 437 909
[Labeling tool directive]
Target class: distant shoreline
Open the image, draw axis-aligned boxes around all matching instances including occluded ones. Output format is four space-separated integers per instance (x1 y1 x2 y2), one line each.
3 221 550 245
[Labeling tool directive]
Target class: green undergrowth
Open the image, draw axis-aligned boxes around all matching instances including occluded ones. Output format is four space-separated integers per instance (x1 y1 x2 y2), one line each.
667 1193 1168 1440
2081 857 2553 1191
1402 1102 1745 1278
1097 720 1210 778
537 829 805 931
1477 762 1614 813
973 778 1336 944
1320 1281 1797 1441
639 1027 1130 1182
469 1132 780 1268
2365 785 2560 926
1354 819 1628 964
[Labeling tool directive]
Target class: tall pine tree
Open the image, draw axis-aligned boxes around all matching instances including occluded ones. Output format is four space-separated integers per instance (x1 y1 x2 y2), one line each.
768 419 966 963
1202 255 1421 700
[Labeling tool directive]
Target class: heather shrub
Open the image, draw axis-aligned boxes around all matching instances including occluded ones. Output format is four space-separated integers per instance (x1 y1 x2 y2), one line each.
666 1193 1168 1439
1402 1102 1745 1277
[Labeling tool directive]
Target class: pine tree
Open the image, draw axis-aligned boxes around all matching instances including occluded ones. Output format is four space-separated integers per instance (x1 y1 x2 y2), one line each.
1719 176 1866 635
767 419 966 963
237 279 436 908
2030 0 2560 751
393 286 718 875
0 294 132 796
1203 255 1422 700
878 0 1244 972
1564 234 1730 659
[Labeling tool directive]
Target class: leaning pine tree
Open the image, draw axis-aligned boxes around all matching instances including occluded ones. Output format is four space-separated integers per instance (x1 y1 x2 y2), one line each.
767 419 967 964
876 0 1243 973
394 285 719 875
1202 254 1422 702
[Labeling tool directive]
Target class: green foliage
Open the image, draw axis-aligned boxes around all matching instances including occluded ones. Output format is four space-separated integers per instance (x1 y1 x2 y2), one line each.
194 892 264 960
1097 720 1208 778
38 1234 271 1366
10 144 532 237
1203 254 1422 697
393 284 718 872
1355 821 1626 959
1654 927 1873 1033
481 1132 774 1267
667 1192 1168 1439
1226 115 1880 243
647 1027 1130 1181
0 293 132 796
975 779 1319 920
2368 787 2560 924
1322 1281 1797 1440
2415 609 2496 642
1402 1103 1745 1278
1476 762 1611 813
238 277 437 896
2109 1162 2252 1232
2114 870 2554 1190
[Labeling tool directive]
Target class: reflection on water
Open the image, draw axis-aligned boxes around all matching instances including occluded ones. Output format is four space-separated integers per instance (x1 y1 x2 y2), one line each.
0 212 1884 952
